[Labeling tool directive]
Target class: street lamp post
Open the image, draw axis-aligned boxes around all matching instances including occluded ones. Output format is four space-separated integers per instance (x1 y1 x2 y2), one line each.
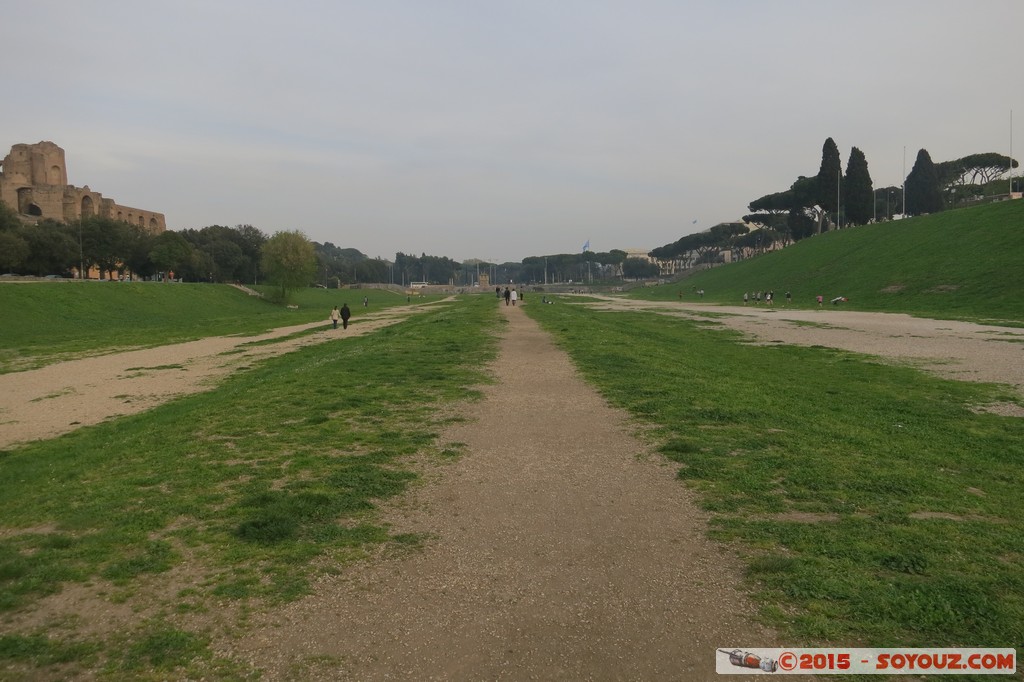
78 222 84 279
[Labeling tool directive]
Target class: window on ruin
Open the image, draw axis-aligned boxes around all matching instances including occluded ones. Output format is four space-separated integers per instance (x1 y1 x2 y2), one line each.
149 217 158 230
48 165 62 184
81 195 94 218
27 203 42 216
138 216 144 227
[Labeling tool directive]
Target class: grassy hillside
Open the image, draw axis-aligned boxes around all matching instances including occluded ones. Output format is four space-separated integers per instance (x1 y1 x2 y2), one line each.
630 200 1024 323
0 282 415 372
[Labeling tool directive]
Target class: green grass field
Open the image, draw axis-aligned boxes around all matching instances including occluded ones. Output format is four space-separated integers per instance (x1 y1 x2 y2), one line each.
629 200 1024 324
0 282 433 373
526 300 1024 657
0 295 498 679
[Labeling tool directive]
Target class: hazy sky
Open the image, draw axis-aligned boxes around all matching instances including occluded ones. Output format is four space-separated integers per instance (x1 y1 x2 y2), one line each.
4 1 1021 262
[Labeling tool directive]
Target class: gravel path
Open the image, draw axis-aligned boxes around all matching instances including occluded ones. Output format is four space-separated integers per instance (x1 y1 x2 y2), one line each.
0 303 436 449
227 301 785 679
586 298 1024 410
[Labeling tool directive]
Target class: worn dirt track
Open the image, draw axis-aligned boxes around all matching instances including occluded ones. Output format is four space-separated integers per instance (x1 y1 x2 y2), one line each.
0 302 438 449
226 301 787 680
586 297 1024 408
3 295 1022 679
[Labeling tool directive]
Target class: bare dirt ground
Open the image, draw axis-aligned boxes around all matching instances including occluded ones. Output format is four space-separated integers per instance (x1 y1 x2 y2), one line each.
3 296 1022 678
585 297 1024 413
0 302 440 449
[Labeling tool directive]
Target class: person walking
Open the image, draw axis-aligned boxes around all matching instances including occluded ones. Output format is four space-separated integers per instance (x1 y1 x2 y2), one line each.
330 306 341 330
504 287 511 306
362 296 368 307
340 303 352 329
510 288 518 306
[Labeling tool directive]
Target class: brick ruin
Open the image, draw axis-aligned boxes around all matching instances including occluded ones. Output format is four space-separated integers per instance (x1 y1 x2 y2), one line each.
0 141 166 232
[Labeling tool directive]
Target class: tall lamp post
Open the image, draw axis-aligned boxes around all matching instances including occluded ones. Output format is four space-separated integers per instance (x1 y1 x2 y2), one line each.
78 222 84 279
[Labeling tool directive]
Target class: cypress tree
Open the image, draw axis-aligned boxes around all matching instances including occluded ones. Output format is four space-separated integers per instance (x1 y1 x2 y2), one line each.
816 137 842 230
905 149 944 216
844 147 874 225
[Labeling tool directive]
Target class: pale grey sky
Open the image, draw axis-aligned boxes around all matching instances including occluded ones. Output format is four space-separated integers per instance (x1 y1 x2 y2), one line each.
4 1 1021 262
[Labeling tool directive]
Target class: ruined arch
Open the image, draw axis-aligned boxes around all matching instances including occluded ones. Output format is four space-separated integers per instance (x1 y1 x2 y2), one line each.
17 187 42 215
81 195 95 218
48 165 62 184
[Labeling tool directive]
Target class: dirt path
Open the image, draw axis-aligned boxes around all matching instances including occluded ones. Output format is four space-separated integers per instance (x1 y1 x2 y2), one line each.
0 302 441 449
585 297 1024 410
226 302 788 679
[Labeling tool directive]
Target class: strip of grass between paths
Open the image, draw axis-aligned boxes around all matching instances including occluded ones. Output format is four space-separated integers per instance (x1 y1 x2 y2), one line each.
527 302 1024 656
0 295 499 680
0 282 438 374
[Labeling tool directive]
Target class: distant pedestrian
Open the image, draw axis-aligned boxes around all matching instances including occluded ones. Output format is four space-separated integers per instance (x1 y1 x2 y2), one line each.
785 291 792 305
511 288 518 306
743 292 748 305
816 295 823 307
496 286 501 299
330 306 340 329
504 287 511 306
340 303 351 329
362 296 368 307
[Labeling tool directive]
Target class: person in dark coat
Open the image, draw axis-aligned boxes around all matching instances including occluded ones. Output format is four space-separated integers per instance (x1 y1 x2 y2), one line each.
503 287 511 306
340 303 352 329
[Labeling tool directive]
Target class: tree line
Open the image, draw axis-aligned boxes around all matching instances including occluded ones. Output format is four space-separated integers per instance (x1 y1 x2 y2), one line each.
4 138 1017 285
649 139 1019 266
0 203 387 287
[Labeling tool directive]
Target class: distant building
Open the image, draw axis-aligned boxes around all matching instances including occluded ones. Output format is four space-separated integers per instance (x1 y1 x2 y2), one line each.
0 141 166 232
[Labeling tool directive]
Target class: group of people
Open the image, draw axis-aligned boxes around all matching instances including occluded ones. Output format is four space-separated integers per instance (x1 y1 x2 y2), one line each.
329 304 351 329
743 290 791 306
328 296 371 330
498 286 521 306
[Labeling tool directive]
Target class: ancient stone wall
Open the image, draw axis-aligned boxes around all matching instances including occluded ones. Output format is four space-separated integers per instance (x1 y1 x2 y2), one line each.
0 141 166 232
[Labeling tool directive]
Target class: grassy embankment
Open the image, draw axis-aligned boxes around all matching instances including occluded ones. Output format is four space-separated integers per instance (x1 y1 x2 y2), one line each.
0 295 498 679
0 282 432 373
629 199 1024 324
